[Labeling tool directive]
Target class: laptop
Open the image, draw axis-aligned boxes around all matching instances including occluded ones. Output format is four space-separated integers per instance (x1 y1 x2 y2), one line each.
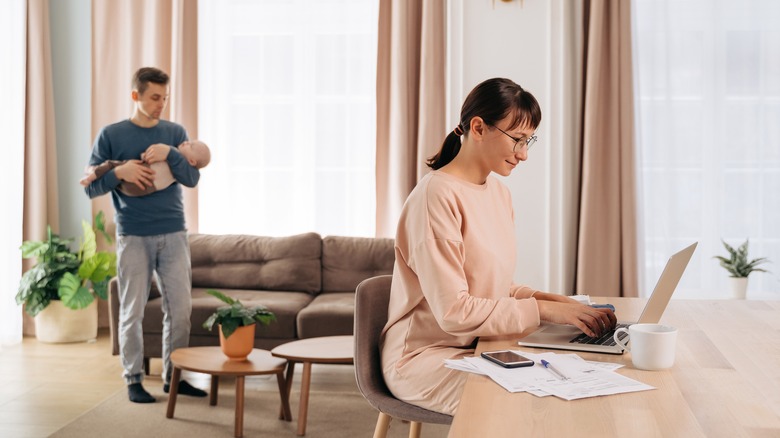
517 242 697 354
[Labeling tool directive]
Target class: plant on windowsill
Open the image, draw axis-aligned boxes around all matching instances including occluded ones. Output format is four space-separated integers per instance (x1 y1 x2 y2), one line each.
713 239 770 299
202 289 276 361
16 211 117 342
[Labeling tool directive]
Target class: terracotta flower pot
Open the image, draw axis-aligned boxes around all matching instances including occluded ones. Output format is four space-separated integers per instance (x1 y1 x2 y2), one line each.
218 323 256 361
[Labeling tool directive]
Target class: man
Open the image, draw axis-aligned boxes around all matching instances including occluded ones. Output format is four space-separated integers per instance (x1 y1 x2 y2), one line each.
84 67 207 403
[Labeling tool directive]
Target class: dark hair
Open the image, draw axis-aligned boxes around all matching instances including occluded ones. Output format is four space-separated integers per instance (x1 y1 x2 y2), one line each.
427 78 542 170
132 67 170 95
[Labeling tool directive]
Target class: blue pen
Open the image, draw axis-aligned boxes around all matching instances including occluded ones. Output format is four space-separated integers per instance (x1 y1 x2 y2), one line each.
540 359 568 380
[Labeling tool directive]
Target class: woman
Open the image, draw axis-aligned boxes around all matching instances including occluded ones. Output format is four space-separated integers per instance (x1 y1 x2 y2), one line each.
380 78 616 415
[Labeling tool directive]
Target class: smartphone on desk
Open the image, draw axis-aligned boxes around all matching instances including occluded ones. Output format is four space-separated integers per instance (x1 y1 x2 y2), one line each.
481 350 534 368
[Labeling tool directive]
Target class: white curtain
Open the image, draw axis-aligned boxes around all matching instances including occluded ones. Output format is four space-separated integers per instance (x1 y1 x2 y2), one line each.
634 0 780 299
0 0 27 347
198 0 379 238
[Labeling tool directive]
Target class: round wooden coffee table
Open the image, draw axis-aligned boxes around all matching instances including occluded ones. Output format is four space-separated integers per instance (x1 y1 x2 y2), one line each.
166 347 292 438
271 335 354 436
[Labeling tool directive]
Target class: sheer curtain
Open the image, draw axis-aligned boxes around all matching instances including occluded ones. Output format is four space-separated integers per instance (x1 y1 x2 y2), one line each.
634 0 780 298
1 0 26 346
198 0 379 238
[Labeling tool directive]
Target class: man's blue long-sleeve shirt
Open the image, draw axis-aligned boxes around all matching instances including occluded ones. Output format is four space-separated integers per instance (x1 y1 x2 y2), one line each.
84 119 199 236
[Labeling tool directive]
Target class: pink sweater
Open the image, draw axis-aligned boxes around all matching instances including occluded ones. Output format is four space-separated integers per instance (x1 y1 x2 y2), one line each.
381 170 541 415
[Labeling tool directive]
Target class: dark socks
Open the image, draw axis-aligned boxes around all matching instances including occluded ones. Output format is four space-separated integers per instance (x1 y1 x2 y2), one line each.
128 383 156 403
164 380 207 397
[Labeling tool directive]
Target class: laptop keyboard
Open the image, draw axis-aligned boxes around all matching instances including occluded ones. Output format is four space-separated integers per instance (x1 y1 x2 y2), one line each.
569 323 630 346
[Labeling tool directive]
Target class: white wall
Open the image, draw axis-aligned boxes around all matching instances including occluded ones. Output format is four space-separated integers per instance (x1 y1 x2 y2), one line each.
451 0 575 293
50 0 92 240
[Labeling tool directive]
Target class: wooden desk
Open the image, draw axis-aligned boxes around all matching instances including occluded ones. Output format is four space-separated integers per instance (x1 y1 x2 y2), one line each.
449 298 780 437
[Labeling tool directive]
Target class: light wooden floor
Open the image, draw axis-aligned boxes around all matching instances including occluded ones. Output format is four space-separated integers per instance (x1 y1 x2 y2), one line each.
0 330 125 437
0 330 359 438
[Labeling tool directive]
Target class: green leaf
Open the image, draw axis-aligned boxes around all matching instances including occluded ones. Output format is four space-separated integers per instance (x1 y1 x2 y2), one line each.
220 319 240 339
206 289 236 305
78 252 117 283
16 267 52 304
92 279 109 300
58 272 94 309
24 293 51 317
81 220 97 260
254 313 275 326
721 240 737 256
20 241 49 259
94 211 113 245
230 303 248 318
203 313 218 331
241 315 255 326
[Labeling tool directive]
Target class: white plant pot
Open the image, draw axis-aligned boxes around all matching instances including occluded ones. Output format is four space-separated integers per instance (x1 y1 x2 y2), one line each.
34 299 98 343
728 277 748 300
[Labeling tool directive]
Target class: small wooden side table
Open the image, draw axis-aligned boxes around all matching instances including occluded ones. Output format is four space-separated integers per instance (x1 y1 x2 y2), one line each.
166 347 292 438
271 335 354 436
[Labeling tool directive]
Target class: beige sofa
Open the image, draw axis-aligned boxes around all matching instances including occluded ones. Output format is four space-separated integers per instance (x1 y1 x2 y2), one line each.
108 232 394 361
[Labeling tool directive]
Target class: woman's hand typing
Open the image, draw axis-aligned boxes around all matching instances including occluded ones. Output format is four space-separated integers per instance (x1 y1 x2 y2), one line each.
536 300 617 338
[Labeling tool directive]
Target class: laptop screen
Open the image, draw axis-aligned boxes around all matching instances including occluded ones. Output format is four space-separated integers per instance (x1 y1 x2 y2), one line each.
638 242 697 323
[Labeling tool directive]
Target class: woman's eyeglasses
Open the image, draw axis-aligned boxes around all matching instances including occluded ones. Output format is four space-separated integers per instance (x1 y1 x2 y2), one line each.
492 125 537 152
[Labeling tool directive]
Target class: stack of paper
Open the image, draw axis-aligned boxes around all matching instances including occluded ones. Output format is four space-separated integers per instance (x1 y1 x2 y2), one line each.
445 351 654 401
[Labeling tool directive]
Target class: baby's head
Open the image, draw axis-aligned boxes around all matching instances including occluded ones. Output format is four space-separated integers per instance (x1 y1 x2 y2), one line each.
178 140 211 169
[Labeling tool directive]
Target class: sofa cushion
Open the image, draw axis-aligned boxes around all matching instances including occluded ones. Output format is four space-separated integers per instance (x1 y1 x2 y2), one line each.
296 292 355 338
321 236 394 293
189 233 322 293
143 288 313 340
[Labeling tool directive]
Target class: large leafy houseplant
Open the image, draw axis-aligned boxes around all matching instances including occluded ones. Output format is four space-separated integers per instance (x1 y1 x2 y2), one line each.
202 289 275 338
713 239 770 278
16 212 117 316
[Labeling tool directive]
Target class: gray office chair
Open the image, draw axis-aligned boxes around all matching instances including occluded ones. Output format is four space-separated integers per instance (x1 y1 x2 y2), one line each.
354 275 453 438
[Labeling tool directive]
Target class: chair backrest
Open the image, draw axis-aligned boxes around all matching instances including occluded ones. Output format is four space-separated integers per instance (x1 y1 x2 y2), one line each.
353 275 452 425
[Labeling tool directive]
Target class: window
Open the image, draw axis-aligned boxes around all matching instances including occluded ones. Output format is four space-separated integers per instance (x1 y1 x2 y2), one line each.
634 0 780 298
0 0 25 345
198 0 379 237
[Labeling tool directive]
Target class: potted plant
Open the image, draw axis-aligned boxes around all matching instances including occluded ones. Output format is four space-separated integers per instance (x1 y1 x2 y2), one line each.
16 212 117 342
202 289 276 361
713 239 770 299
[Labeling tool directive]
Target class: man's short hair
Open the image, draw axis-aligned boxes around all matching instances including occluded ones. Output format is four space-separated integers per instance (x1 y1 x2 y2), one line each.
132 67 170 95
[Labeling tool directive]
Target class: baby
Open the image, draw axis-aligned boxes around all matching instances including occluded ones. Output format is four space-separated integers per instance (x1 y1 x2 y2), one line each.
80 140 210 196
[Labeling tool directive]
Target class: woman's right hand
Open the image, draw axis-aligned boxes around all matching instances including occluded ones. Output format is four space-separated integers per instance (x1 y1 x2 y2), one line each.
536 301 617 338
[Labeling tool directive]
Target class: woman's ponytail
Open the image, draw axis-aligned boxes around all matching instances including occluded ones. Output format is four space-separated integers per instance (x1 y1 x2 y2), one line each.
427 125 464 170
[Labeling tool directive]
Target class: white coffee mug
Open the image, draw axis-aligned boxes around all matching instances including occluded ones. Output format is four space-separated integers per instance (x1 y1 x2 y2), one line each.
614 323 678 370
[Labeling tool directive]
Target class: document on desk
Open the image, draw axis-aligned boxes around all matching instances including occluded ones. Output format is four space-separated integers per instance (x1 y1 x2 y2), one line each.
445 351 654 401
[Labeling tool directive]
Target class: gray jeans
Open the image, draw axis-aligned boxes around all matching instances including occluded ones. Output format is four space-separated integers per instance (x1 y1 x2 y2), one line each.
116 231 192 385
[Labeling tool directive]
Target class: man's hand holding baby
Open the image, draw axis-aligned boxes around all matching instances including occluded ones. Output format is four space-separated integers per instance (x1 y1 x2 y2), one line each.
142 143 172 164
115 159 155 190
